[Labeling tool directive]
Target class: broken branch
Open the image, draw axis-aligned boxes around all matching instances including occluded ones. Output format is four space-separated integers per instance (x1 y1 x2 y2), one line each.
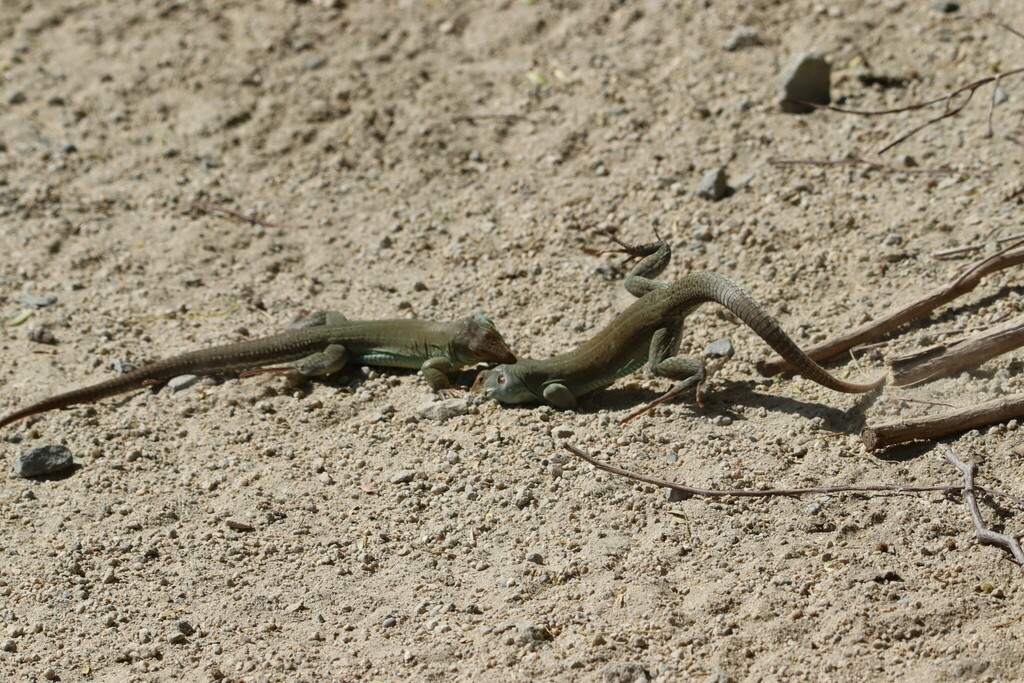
940 444 1024 569
862 393 1024 449
757 239 1024 377
889 315 1024 386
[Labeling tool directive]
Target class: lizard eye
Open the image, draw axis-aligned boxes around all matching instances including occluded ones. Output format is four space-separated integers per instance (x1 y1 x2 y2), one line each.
497 373 506 385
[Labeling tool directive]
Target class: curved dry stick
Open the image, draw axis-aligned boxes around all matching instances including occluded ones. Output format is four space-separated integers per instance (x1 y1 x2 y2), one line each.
757 240 1024 378
940 444 1024 569
563 443 1024 506
818 66 1024 153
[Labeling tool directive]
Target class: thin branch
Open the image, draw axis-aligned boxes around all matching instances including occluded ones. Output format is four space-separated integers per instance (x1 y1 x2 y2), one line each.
940 444 1024 570
189 201 304 230
757 239 1024 377
820 66 1024 153
862 393 1024 450
452 113 528 124
768 155 956 175
889 315 1024 386
932 231 1024 259
562 443 1024 507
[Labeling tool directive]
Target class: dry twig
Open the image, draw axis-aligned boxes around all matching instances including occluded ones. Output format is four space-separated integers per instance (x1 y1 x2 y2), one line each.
189 201 304 230
767 155 956 175
940 444 1024 569
932 231 1024 259
757 239 1024 377
862 393 1024 450
562 443 1024 505
822 66 1024 153
889 315 1024 386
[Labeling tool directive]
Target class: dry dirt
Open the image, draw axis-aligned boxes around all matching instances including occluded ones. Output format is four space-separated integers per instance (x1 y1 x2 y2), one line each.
2 1 1024 681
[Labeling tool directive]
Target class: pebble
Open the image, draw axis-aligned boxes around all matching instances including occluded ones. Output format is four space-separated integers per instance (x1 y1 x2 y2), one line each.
551 425 574 438
13 292 57 308
930 1 959 12
882 234 903 246
27 326 57 344
666 488 689 502
416 398 470 421
994 86 1009 105
722 26 761 51
526 552 544 565
704 338 733 357
515 621 550 643
225 518 255 532
102 569 118 584
382 616 397 628
896 154 918 167
0 639 15 652
390 470 418 484
778 52 831 113
514 487 536 510
167 375 200 392
14 445 73 478
694 168 729 201
602 661 650 682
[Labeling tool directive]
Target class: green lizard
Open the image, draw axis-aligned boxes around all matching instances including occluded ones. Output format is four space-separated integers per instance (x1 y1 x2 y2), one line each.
1 311 515 428
474 239 884 412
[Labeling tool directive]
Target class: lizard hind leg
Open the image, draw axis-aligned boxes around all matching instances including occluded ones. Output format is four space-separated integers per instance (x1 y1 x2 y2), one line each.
611 238 672 298
286 310 348 330
239 344 350 381
542 383 578 410
621 325 706 423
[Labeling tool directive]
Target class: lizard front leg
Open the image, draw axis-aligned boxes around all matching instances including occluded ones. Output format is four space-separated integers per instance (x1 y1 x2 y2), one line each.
542 382 578 410
420 357 457 393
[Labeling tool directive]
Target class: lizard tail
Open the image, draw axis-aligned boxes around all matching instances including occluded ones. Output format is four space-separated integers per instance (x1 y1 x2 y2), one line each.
0 372 162 428
688 272 887 393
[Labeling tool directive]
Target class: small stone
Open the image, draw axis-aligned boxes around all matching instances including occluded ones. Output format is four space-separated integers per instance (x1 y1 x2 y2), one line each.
516 621 550 643
526 552 544 565
176 621 194 636
27 326 57 344
389 470 418 484
602 661 651 682
0 639 15 652
225 518 254 532
930 1 959 12
42 669 57 681
14 445 73 478
285 601 305 613
167 375 200 392
722 26 761 51
779 52 831 114
1012 443 1024 457
304 56 327 71
7 91 25 105
882 234 903 246
416 398 470 421
666 488 689 502
695 168 729 201
382 616 397 628
13 292 57 308
994 86 1009 105
514 487 536 510
704 338 733 357
102 569 117 584
551 425 574 439
896 154 918 167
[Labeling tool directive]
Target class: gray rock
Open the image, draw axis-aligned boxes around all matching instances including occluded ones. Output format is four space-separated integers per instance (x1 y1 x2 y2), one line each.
603 661 651 683
551 425 574 439
13 292 57 308
381 616 397 628
390 470 418 484
779 52 831 114
14 445 73 478
930 1 959 12
694 168 729 201
27 326 57 344
416 398 470 421
994 86 1009 105
515 620 551 643
514 487 536 510
666 487 690 502
526 552 544 565
704 338 733 357
167 375 199 392
722 26 761 51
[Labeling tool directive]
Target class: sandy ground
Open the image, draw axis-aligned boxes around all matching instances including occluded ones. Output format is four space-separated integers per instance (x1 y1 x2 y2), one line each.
2 1 1024 681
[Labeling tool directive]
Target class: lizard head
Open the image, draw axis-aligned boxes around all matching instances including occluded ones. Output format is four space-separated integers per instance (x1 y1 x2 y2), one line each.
471 365 535 404
453 313 516 365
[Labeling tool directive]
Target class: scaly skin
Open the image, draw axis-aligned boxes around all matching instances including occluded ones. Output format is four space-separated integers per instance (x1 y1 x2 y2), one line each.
475 241 884 410
1 311 515 428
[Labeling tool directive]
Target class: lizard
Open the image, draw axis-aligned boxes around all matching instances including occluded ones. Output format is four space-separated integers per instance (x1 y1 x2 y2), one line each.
474 239 885 413
0 310 515 428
